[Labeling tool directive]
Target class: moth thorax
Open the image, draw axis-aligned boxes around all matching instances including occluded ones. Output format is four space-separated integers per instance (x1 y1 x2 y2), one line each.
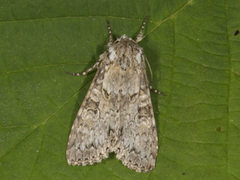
109 38 143 68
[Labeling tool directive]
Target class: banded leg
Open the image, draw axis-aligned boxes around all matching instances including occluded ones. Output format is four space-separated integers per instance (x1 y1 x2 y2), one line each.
136 16 149 43
149 85 166 96
107 20 113 43
67 59 102 76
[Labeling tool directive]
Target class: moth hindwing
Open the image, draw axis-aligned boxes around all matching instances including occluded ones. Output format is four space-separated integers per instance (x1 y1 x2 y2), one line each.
66 17 164 172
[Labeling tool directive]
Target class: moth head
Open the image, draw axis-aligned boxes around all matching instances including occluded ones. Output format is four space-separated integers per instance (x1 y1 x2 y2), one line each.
115 34 135 44
120 34 128 39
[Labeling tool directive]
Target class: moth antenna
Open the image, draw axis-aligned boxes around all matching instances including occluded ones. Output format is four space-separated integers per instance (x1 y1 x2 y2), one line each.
107 19 113 43
136 16 149 43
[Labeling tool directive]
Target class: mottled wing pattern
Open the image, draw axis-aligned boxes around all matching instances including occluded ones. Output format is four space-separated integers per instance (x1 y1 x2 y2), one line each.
115 55 158 172
66 22 161 172
66 53 117 165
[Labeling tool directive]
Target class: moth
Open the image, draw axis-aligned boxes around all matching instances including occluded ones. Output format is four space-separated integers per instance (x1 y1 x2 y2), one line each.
66 16 165 172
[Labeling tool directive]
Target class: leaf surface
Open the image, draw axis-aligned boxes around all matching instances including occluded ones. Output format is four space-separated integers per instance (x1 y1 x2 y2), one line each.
0 0 240 179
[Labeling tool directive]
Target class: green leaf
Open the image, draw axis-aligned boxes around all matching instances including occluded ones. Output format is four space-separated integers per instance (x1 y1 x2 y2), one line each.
1 0 240 179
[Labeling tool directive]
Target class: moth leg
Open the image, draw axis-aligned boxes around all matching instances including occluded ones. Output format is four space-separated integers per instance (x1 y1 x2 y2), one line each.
144 55 165 96
67 59 102 76
107 20 113 43
149 85 166 96
136 16 149 43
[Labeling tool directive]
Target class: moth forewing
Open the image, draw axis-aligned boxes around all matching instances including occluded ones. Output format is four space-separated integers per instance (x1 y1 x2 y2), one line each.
66 17 163 172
